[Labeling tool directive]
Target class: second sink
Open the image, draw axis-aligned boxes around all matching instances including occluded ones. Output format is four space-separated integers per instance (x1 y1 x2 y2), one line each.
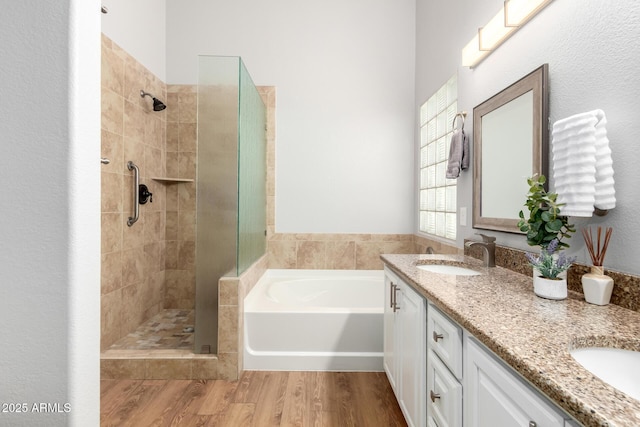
571 347 640 401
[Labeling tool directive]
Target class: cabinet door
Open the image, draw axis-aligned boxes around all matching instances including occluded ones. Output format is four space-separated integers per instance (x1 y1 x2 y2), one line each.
398 281 426 427
464 338 565 427
383 270 399 392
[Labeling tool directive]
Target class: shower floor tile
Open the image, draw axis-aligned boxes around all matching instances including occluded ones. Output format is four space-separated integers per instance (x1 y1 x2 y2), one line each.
108 309 194 350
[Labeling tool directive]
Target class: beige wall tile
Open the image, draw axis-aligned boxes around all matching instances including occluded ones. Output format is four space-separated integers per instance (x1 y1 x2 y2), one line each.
146 359 192 380
102 212 123 254
122 247 144 287
165 240 178 270
178 182 196 211
101 40 124 96
101 87 124 135
101 251 122 295
101 289 124 350
217 352 239 381
166 123 179 152
101 130 123 174
325 241 356 270
218 305 238 353
101 171 123 213
177 240 196 270
179 122 197 153
166 92 180 123
178 92 197 123
219 280 238 306
123 101 145 145
178 210 196 241
122 284 144 334
101 359 146 379
296 241 326 269
165 211 178 240
268 241 297 269
355 241 386 270
192 358 218 380
178 152 196 179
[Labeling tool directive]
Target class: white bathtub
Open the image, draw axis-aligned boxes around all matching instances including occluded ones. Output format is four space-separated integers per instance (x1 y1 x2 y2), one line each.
243 269 384 371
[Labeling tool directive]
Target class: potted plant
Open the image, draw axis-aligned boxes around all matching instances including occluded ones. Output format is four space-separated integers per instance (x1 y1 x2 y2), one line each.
525 239 576 300
517 175 575 250
518 175 576 299
581 226 614 305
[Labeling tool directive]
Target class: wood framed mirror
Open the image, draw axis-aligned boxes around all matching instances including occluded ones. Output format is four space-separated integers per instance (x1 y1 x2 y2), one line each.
472 64 549 233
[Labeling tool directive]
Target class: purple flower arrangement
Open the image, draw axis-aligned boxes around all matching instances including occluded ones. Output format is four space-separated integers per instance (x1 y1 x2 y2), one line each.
525 238 576 280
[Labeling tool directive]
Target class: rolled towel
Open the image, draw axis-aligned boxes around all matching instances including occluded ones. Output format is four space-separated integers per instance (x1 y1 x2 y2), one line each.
551 110 615 217
445 129 469 179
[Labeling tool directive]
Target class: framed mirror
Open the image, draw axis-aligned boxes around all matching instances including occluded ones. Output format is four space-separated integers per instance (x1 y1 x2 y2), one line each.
472 64 549 233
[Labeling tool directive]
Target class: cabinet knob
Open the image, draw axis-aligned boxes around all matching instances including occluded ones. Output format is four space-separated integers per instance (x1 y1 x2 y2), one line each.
528 422 537 427
430 390 441 403
433 331 444 342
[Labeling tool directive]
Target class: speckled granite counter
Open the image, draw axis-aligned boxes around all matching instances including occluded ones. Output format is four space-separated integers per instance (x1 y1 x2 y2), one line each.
381 253 640 427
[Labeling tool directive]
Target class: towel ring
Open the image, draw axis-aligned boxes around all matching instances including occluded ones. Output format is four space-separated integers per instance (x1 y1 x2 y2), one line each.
452 111 467 132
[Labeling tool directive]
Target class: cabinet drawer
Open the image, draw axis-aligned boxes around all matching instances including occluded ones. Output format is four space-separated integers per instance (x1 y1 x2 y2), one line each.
427 349 462 427
427 303 463 379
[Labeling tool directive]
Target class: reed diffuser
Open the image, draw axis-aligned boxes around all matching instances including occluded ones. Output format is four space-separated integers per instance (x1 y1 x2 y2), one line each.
581 226 614 305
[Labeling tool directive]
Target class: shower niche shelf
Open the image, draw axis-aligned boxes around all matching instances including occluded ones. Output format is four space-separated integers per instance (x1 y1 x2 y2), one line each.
151 177 194 184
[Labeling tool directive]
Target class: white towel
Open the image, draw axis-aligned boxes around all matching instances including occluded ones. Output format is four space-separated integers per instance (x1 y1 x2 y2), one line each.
445 130 469 179
551 110 615 217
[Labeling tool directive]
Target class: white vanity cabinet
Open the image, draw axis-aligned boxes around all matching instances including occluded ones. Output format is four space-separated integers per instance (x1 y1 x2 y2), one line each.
383 267 426 427
464 336 568 427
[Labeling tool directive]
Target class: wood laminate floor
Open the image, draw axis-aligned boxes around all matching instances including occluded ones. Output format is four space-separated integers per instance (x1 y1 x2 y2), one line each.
101 371 407 427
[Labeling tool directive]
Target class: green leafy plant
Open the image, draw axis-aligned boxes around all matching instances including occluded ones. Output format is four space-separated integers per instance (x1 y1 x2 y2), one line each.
517 175 575 250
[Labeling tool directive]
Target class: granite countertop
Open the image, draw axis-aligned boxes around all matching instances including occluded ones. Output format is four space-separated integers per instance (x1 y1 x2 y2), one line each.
380 253 640 427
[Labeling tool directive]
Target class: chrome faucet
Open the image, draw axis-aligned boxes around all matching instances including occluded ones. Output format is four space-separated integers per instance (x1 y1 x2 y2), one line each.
465 234 496 267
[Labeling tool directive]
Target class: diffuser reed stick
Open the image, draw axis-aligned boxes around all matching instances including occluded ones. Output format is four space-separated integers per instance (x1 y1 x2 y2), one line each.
582 226 613 266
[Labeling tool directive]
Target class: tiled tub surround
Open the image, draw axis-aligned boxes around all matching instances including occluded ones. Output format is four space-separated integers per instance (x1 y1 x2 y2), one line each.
381 253 640 427
267 233 455 270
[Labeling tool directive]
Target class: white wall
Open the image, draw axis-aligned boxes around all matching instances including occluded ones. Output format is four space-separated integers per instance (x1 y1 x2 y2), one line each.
166 0 416 233
0 1 100 426
101 0 167 81
416 0 640 275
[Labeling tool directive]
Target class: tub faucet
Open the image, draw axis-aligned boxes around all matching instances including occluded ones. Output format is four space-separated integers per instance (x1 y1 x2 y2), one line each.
426 246 435 254
465 234 496 267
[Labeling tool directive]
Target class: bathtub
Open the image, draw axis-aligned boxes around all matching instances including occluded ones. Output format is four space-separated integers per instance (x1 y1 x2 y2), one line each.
243 269 384 371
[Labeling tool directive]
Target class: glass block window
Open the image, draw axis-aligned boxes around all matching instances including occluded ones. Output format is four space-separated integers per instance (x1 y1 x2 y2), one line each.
419 74 457 240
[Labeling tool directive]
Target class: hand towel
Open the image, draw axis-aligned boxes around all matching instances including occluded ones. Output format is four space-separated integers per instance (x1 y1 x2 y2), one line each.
551 110 615 217
446 129 469 179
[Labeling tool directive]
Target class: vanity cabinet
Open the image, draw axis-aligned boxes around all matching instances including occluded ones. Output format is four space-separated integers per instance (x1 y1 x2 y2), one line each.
383 267 426 427
464 337 567 427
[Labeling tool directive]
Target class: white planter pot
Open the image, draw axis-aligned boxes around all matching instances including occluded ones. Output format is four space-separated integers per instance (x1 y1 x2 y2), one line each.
581 266 614 306
533 275 567 300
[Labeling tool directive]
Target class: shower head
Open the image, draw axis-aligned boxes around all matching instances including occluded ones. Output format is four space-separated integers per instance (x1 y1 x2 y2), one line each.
140 90 167 111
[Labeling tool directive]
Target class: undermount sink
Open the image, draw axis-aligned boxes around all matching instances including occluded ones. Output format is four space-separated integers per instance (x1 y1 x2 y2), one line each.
417 264 480 276
570 347 640 401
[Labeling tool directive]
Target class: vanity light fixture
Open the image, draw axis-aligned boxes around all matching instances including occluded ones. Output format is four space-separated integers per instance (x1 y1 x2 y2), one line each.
462 0 554 68
505 0 554 27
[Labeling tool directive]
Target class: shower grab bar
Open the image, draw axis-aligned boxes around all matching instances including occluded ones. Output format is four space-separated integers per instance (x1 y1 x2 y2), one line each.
127 161 139 227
